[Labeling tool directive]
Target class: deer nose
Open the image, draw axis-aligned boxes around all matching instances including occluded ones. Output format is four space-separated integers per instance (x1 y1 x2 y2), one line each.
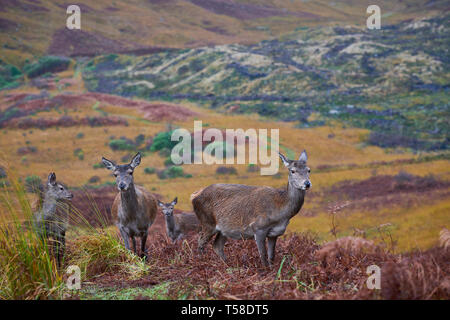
119 182 126 190
304 181 311 189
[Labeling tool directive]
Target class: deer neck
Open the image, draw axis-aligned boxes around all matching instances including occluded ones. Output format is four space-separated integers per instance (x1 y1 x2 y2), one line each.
164 214 176 234
42 195 57 216
120 183 139 216
42 195 69 218
283 181 305 219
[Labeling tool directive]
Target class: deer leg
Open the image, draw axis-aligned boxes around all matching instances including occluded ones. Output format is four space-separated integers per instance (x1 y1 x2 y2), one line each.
198 227 216 253
140 233 148 261
267 236 277 265
131 237 137 255
119 227 131 251
213 232 227 261
56 232 66 268
255 232 269 267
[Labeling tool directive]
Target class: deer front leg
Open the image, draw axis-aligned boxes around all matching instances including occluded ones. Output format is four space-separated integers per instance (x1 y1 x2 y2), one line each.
267 236 277 265
119 226 131 251
131 237 137 255
54 235 65 269
255 231 269 267
140 233 148 261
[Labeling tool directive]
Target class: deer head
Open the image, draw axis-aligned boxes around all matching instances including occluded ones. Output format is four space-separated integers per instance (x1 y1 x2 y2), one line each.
279 150 311 191
46 172 73 200
157 198 178 217
102 153 141 192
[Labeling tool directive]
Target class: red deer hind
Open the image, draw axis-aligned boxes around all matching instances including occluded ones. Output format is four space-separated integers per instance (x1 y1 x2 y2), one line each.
191 151 311 267
102 153 157 260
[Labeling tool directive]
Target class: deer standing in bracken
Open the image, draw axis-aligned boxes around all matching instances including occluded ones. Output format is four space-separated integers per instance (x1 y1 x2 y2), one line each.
33 172 73 267
191 151 311 267
102 153 157 260
157 197 200 242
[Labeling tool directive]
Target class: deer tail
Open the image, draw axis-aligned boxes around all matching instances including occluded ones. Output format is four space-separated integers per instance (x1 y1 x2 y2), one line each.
190 188 205 202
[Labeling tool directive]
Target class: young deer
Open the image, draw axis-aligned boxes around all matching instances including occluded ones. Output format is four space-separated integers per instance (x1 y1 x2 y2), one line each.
102 152 157 260
33 172 73 267
157 197 200 242
191 151 311 267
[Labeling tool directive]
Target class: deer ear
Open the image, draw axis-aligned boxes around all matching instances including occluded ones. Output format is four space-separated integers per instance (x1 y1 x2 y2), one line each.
157 200 164 207
130 152 141 169
102 157 116 171
171 197 178 206
279 152 290 167
48 172 56 186
299 150 308 163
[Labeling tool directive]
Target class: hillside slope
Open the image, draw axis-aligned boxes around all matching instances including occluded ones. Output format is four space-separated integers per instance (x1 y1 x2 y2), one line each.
1 0 449 66
82 13 450 151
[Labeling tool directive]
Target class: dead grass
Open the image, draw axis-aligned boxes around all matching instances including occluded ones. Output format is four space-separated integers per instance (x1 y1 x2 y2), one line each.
79 232 449 300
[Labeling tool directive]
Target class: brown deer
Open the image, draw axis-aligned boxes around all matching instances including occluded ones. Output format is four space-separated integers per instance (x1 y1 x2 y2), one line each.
191 151 311 267
33 172 73 267
157 197 200 242
102 153 157 260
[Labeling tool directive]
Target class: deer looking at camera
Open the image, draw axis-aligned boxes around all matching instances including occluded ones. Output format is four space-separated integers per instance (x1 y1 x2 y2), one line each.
33 172 73 267
102 153 157 260
157 197 200 242
191 151 311 267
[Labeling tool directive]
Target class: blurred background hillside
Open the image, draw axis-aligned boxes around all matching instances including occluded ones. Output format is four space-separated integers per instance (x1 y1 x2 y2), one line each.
0 0 449 252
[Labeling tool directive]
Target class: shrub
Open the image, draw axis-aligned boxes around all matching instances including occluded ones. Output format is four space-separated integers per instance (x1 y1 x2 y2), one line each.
76 132 84 139
23 56 71 79
216 166 237 175
134 134 145 146
0 166 6 179
24 175 42 193
150 131 178 152
88 176 100 184
157 166 187 179
247 164 260 172
17 146 37 155
109 138 136 151
73 148 84 160
144 167 156 174
92 162 103 169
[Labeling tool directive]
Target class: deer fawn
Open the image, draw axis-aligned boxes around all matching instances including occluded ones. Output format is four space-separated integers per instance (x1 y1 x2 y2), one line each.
102 152 157 260
33 172 73 267
191 151 311 267
157 197 200 242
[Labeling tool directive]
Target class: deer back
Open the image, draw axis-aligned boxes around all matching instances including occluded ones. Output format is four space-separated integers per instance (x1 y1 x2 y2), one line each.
174 212 200 234
192 183 290 232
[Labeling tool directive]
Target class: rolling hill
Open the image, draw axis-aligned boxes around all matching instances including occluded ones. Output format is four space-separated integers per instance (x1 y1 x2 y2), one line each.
1 0 449 66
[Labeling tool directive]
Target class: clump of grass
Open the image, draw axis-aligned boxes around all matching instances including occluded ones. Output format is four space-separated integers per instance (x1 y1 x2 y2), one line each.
0 172 64 299
67 228 149 279
65 194 150 280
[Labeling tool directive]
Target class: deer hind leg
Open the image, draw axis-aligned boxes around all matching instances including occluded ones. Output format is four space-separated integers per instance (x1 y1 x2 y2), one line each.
213 232 227 261
267 236 278 265
255 231 269 267
198 227 216 253
140 233 148 261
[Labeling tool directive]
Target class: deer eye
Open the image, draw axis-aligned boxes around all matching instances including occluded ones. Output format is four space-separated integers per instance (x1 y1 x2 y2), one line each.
113 173 118 177
59 187 64 190
308 168 311 173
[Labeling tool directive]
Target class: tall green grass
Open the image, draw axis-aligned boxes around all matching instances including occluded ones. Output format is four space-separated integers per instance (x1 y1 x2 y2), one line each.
0 173 63 299
0 169 149 299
